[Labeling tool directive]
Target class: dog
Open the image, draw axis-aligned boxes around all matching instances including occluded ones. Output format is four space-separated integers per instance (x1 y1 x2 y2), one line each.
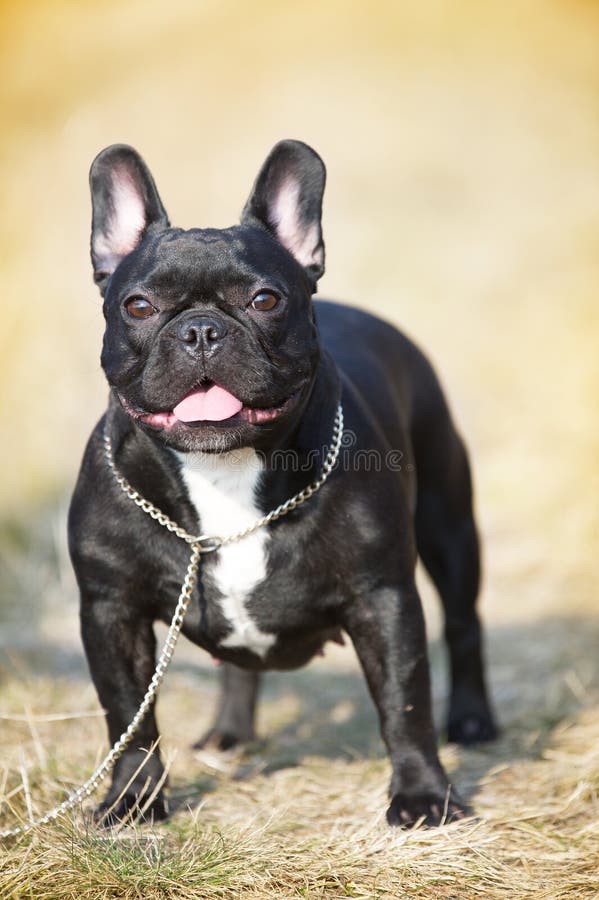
68 140 497 827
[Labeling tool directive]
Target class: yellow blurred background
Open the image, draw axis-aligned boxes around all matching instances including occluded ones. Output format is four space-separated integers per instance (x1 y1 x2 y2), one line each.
1 0 597 623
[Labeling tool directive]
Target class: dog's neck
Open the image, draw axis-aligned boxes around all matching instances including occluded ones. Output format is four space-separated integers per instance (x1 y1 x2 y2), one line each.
172 445 265 530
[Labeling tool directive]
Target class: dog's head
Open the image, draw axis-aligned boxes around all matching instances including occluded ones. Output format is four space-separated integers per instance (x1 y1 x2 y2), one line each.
89 140 326 452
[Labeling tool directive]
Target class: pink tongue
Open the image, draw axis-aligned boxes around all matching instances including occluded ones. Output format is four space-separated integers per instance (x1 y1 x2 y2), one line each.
173 385 243 422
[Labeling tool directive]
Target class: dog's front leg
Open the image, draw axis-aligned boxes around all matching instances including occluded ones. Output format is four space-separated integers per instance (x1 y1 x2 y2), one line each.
342 584 469 826
80 594 167 824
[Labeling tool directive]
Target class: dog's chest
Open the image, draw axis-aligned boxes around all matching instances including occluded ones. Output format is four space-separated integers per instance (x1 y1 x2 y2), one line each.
175 448 275 658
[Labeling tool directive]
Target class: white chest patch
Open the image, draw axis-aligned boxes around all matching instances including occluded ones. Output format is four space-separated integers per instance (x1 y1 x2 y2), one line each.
174 447 275 658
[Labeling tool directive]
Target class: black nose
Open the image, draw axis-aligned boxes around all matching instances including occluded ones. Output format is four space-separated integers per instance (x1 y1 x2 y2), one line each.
177 315 227 353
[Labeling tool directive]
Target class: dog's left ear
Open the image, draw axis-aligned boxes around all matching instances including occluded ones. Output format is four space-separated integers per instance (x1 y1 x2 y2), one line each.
241 140 326 286
89 144 170 295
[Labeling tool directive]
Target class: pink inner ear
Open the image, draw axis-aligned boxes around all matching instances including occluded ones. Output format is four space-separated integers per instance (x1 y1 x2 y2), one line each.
109 169 146 253
93 167 147 274
270 177 321 270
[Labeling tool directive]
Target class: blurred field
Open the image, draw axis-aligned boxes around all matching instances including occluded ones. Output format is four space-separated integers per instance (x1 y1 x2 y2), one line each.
1 0 599 897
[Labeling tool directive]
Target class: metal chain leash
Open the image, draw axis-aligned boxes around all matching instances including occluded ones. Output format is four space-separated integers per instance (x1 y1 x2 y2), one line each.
0 404 344 839
0 542 201 839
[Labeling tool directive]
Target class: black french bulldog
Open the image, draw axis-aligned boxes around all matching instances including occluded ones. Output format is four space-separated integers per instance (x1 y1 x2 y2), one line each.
68 140 496 827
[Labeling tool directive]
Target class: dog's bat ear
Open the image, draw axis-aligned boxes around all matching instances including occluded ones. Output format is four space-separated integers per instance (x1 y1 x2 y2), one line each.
241 140 326 286
89 144 169 295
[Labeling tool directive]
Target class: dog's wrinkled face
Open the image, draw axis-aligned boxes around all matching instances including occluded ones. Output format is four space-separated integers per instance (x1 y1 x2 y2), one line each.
89 141 326 452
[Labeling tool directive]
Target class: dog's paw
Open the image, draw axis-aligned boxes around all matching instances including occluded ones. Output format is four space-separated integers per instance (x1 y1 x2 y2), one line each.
93 791 169 827
386 791 471 828
447 711 498 746
193 728 254 752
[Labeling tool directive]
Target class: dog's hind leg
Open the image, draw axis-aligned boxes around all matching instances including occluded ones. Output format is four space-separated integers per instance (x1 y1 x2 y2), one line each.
414 422 497 745
193 664 260 751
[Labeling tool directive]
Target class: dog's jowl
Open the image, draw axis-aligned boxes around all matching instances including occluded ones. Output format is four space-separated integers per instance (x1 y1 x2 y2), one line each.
69 140 497 826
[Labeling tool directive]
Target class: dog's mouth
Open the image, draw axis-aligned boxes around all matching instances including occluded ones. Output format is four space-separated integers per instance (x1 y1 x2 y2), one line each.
119 383 298 431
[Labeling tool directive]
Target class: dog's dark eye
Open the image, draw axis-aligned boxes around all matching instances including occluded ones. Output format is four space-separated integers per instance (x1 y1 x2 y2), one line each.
125 296 156 319
250 291 279 311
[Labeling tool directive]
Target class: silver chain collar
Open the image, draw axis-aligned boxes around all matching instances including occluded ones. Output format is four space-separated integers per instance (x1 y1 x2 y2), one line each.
103 403 344 553
1 404 344 839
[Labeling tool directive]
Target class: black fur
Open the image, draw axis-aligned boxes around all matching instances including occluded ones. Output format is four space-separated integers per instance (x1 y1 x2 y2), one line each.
69 140 496 827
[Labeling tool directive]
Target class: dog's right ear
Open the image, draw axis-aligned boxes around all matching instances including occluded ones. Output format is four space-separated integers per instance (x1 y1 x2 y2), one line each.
89 144 169 295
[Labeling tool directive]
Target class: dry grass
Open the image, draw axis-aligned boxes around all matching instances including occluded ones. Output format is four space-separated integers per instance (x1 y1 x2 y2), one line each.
1 683 599 899
2 0 599 897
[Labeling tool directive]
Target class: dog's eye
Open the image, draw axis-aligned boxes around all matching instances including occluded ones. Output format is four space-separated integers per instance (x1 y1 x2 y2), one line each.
125 296 156 319
250 291 279 311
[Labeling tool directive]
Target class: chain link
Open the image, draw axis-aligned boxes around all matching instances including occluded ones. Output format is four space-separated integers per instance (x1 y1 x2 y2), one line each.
0 403 343 838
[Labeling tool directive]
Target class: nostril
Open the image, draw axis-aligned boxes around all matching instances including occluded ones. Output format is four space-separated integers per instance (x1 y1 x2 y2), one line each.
181 325 199 344
205 325 219 343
